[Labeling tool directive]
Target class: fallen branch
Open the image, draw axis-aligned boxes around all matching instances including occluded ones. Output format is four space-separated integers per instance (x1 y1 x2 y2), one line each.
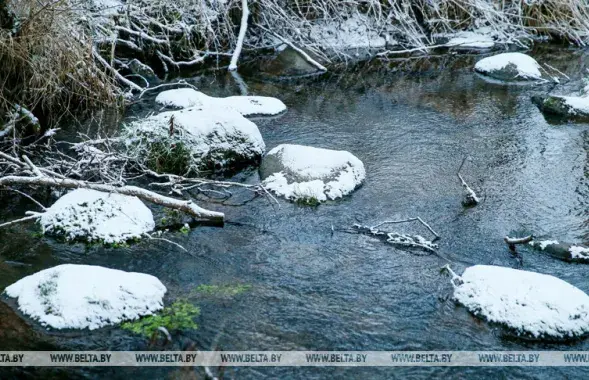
504 235 534 251
371 217 440 239
0 214 41 229
93 48 143 92
457 157 480 207
0 176 224 223
265 28 327 72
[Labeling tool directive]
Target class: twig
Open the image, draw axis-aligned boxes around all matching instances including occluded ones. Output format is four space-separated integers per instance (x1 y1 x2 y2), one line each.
4 187 47 211
370 217 440 239
0 214 41 229
457 157 480 207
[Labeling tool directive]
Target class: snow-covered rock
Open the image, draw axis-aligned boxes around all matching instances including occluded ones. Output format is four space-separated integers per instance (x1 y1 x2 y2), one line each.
155 89 287 116
260 144 365 202
530 240 589 262
40 189 155 244
453 265 589 339
5 264 166 330
532 94 589 120
474 53 542 81
125 104 266 173
445 31 495 49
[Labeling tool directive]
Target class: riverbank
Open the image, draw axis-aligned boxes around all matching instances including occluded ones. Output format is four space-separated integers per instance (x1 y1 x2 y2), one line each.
2 0 589 132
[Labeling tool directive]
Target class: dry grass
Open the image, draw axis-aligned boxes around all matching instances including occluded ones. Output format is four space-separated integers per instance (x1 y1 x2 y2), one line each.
0 0 120 127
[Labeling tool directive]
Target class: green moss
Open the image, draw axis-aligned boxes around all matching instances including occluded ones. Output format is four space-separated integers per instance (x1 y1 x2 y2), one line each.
146 141 191 175
120 301 200 337
179 224 190 234
193 284 252 298
295 197 320 207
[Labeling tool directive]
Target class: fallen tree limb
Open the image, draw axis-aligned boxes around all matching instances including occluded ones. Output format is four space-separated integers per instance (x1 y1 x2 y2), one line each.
259 26 327 72
504 235 534 245
457 157 480 207
371 217 440 239
0 176 224 223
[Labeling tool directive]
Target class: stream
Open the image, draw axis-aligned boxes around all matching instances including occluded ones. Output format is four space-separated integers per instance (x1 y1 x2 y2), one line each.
2 45 589 379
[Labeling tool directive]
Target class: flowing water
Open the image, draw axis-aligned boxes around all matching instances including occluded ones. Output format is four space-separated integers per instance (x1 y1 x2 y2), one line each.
2 45 589 379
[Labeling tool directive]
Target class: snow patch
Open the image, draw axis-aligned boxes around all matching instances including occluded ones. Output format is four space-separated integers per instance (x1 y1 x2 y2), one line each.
475 53 542 81
309 14 390 50
40 189 155 244
5 264 166 330
260 144 365 202
155 89 287 116
453 265 589 339
559 96 589 115
530 240 559 250
445 31 495 49
569 246 589 260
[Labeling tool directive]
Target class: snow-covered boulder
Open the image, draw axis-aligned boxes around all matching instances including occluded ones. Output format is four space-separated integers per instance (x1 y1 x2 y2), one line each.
453 265 589 339
474 53 542 81
532 94 589 120
5 264 166 330
530 240 589 262
40 189 155 244
125 104 265 174
155 89 287 116
260 144 365 202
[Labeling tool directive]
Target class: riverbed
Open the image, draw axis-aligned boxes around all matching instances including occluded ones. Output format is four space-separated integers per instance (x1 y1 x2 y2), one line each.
2 45 589 379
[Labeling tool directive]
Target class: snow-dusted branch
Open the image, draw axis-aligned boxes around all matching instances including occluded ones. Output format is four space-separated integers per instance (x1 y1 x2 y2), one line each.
0 175 224 222
371 217 440 239
267 30 327 72
457 157 480 207
228 0 249 71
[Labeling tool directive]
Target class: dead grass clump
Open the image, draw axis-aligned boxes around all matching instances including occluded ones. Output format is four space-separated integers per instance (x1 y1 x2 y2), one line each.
0 0 120 128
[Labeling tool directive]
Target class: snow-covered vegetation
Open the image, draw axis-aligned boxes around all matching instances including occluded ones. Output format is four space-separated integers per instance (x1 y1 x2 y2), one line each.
5 264 166 330
3 0 589 128
260 144 365 202
453 265 589 339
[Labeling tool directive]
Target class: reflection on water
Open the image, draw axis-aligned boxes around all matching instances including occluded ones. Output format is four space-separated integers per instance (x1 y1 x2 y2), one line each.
2 46 589 379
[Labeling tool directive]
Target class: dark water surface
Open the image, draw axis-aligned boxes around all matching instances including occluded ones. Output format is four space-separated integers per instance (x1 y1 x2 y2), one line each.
2 46 589 379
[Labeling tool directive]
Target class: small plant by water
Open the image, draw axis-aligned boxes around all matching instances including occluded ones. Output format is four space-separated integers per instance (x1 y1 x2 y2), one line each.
193 284 252 298
120 301 200 337
295 197 320 207
146 141 191 175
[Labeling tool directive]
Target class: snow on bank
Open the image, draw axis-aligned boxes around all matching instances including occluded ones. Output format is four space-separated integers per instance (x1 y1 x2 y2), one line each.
5 264 166 330
40 189 155 244
260 144 365 202
475 53 542 81
453 265 589 339
126 105 265 172
445 31 495 49
308 14 390 51
155 89 287 116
